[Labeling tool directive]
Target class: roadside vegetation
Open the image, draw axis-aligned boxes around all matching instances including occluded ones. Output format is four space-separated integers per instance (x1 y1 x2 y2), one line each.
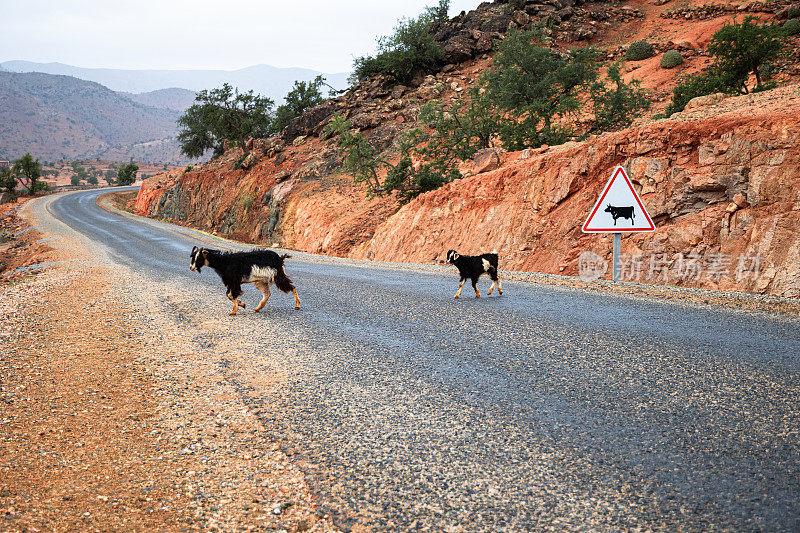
1 153 49 199
665 15 791 116
329 25 649 204
351 0 450 84
177 76 332 158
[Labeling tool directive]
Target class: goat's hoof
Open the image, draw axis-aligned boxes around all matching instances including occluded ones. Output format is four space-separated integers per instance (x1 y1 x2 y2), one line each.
229 312 237 316
498 290 503 295
454 295 460 299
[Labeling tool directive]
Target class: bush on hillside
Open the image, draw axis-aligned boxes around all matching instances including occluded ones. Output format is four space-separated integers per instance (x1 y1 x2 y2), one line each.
272 75 327 134
788 5 800 18
784 18 800 36
665 16 789 116
351 1 448 84
660 50 684 69
626 40 655 61
177 84 274 158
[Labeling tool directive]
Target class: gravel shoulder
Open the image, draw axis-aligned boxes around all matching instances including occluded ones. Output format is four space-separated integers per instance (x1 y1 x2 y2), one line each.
0 192 338 532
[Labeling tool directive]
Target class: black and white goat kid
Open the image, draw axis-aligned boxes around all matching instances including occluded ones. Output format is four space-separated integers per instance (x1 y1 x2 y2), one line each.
190 246 300 315
446 250 503 298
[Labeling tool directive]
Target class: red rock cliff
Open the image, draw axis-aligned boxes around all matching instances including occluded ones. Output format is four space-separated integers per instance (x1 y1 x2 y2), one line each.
134 86 800 298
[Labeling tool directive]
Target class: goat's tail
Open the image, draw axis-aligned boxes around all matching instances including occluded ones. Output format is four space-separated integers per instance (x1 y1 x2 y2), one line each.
487 252 500 280
281 253 292 260
275 267 296 294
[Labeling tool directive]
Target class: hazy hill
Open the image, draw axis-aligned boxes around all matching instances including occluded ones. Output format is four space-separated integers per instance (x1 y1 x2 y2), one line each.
0 61 349 103
119 88 197 112
0 71 189 164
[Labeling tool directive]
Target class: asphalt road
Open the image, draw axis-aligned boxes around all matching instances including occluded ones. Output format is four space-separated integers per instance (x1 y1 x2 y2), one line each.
44 189 800 531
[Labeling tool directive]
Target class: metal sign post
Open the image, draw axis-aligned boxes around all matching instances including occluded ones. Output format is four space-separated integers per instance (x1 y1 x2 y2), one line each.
613 232 621 282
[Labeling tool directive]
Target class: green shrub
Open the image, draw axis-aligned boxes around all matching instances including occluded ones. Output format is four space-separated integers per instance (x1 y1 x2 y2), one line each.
788 5 800 18
784 18 800 36
626 40 655 61
665 16 789 115
660 50 684 68
351 2 446 84
242 194 253 211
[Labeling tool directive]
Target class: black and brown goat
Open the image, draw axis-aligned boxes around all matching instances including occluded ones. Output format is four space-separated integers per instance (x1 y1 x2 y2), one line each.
446 249 503 298
190 246 300 315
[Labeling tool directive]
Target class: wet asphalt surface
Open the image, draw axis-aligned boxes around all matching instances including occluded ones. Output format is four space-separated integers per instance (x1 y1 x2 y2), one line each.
47 189 800 531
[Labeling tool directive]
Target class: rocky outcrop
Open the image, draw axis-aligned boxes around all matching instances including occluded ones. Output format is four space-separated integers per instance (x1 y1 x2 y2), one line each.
344 88 800 297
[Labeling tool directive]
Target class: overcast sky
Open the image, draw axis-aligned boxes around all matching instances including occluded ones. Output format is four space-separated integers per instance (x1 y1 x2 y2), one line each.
0 0 482 73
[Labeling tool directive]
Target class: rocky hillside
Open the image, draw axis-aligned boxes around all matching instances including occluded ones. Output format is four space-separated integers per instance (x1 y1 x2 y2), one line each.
133 0 800 298
0 71 190 164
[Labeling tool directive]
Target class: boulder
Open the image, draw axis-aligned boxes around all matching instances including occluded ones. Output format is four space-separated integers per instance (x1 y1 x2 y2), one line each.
683 93 726 112
240 153 258 170
350 113 382 130
472 148 501 174
391 85 407 100
282 100 337 141
443 35 475 64
254 137 285 157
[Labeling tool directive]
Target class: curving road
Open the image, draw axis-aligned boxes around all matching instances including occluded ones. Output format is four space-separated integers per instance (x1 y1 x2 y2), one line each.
43 188 800 531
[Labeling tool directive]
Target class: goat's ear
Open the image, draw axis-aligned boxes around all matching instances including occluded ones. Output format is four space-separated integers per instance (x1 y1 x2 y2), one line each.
201 248 208 258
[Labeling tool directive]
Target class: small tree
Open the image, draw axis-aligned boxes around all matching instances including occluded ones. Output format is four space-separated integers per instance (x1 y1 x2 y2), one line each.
177 83 275 158
590 61 650 132
104 169 116 185
273 76 327 133
418 87 501 161
116 163 139 186
483 29 600 149
87 175 99 185
664 16 788 116
325 114 384 194
351 2 446 84
12 153 45 194
707 16 787 93
0 166 16 199
71 175 80 186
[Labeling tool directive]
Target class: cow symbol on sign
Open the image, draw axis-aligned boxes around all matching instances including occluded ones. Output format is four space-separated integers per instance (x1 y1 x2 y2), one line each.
604 204 635 226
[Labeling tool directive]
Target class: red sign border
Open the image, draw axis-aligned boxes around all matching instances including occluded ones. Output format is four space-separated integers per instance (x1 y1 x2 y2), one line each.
582 166 655 233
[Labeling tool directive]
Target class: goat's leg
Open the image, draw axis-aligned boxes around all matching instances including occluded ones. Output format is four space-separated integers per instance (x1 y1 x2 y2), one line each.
497 277 503 295
487 279 496 295
454 278 465 299
291 288 300 310
253 281 270 312
472 278 480 298
227 289 245 315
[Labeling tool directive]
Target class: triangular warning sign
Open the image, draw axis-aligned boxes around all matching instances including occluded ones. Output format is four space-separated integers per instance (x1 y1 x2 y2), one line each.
582 166 655 233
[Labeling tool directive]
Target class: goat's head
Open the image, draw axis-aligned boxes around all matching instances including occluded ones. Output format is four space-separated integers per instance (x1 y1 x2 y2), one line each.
446 250 459 264
604 204 612 213
190 246 208 272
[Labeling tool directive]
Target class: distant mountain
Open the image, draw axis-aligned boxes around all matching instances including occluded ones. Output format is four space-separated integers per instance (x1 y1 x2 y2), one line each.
0 61 349 103
119 87 197 112
0 71 190 165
